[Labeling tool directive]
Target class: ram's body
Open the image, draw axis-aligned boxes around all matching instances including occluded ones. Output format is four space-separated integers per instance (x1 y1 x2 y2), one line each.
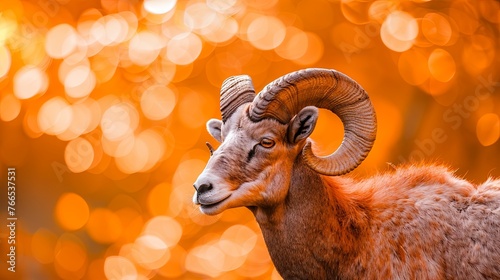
193 69 500 279
260 159 500 279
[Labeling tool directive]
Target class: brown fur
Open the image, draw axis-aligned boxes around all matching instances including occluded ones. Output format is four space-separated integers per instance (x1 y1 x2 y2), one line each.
194 106 500 279
257 161 500 279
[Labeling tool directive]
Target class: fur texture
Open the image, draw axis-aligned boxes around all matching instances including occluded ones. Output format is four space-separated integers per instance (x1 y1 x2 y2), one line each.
194 105 500 279
257 161 500 279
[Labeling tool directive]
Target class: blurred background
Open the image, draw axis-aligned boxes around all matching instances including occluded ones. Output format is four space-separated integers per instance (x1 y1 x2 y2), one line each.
0 0 498 279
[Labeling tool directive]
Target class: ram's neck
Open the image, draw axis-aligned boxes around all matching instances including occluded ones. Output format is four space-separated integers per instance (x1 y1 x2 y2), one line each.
255 159 372 279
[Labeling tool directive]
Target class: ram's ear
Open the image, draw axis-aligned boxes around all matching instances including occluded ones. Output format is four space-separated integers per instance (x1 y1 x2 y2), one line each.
207 119 223 143
287 106 318 144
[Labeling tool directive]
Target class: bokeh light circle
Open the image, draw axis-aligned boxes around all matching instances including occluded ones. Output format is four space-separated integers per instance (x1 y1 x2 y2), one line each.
166 32 203 65
184 2 216 31
293 32 324 65
13 66 48 99
398 49 430 85
275 27 308 61
86 208 123 244
219 225 258 257
65 137 95 173
31 228 58 264
421 13 452 46
428 48 456 82
380 11 418 52
476 113 500 147
129 31 164 66
38 97 74 135
54 235 88 274
132 235 170 269
114 134 149 174
247 16 286 50
104 256 138 280
55 193 90 231
143 216 183 248
45 24 78 59
140 84 176 121
64 65 96 99
0 93 21 122
101 102 139 141
143 0 176 15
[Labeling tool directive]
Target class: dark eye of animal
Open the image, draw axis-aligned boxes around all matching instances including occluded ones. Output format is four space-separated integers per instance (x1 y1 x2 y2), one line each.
260 138 275 148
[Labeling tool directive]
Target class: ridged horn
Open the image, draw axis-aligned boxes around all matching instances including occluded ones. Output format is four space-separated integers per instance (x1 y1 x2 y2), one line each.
220 75 256 123
249 68 377 176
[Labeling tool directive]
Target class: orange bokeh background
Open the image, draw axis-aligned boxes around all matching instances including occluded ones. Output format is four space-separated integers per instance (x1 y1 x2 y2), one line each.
0 0 498 279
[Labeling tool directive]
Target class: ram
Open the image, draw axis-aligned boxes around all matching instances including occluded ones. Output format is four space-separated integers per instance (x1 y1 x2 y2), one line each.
193 68 500 279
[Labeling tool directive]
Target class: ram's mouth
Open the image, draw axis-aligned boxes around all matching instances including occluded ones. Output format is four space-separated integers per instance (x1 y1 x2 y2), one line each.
199 194 231 214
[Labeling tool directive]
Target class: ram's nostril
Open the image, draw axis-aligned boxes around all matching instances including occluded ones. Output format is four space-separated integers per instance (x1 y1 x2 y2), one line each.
197 183 213 195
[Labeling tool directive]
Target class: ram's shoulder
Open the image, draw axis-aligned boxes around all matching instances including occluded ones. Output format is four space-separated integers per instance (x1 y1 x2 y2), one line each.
352 163 475 203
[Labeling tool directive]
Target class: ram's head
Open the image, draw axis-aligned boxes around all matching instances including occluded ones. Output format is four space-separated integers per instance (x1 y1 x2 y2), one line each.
193 68 377 215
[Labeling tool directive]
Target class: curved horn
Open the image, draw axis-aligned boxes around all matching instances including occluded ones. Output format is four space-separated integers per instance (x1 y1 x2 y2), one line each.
220 75 255 123
249 68 376 176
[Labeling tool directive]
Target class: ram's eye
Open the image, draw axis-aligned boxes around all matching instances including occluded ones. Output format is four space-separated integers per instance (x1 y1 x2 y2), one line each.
260 138 275 148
